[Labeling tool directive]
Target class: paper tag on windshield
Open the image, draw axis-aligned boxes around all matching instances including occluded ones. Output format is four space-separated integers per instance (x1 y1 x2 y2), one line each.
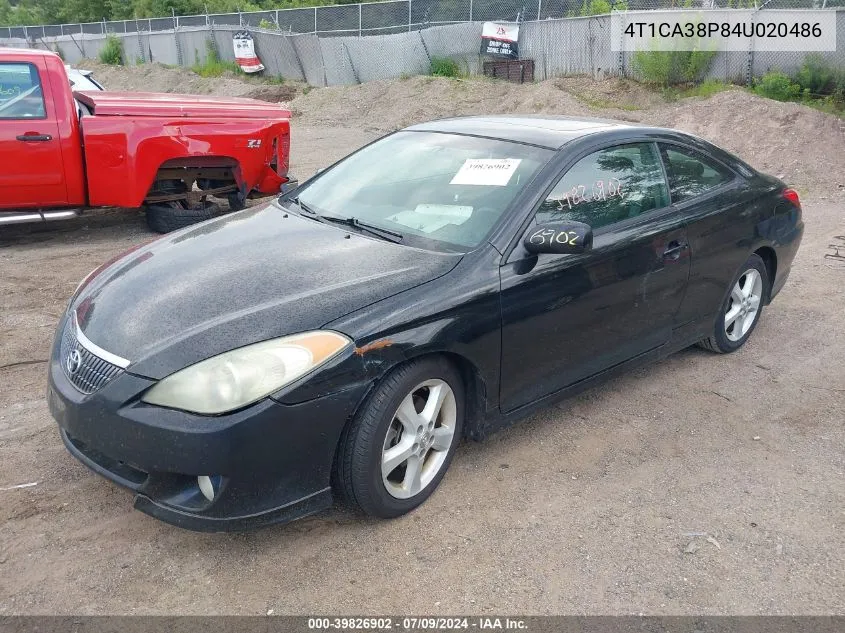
450 159 522 187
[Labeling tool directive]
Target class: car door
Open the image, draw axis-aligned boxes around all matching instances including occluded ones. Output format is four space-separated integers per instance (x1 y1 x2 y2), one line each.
0 59 66 208
655 142 752 338
499 141 691 413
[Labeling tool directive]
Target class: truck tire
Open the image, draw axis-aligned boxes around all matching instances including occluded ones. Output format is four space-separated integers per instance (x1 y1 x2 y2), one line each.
144 201 220 234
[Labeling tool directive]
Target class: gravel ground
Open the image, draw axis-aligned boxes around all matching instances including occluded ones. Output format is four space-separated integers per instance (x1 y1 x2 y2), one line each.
0 68 844 615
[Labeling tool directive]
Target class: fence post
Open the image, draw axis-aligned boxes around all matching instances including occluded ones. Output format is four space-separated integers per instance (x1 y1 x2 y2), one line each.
408 0 412 32
173 8 184 66
469 0 473 21
359 3 362 36
536 0 541 20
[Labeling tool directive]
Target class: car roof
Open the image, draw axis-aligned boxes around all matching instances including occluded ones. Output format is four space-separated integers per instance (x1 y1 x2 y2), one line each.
405 115 651 149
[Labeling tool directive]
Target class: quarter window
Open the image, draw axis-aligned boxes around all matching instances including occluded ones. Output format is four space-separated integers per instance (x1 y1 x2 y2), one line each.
536 143 669 230
660 144 733 203
0 63 46 119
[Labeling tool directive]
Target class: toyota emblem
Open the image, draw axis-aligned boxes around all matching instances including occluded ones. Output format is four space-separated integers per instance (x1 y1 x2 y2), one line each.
66 348 82 376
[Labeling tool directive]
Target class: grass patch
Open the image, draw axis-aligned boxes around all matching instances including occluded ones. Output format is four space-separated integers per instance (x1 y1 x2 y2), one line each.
662 79 733 101
192 39 241 77
98 35 124 66
574 94 642 111
430 57 462 78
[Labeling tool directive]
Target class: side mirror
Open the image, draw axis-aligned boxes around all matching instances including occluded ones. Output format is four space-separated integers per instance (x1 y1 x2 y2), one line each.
523 221 593 255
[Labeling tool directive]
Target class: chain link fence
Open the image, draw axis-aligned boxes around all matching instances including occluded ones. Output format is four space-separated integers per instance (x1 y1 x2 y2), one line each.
6 0 844 39
1 5 842 89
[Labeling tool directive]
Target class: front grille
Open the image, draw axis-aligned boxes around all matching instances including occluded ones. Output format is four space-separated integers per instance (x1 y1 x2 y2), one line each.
60 320 123 395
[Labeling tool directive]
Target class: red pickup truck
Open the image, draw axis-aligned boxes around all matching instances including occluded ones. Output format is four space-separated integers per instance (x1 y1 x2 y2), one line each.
0 48 293 232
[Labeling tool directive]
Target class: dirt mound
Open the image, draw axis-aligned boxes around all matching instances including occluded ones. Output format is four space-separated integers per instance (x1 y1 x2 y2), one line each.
641 90 845 199
76 61 303 103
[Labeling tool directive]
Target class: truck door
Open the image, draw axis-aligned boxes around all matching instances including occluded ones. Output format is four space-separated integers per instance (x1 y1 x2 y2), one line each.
0 59 67 208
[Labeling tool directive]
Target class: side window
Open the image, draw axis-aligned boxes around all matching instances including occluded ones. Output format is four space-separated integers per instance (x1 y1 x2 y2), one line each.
660 144 734 203
0 63 46 120
536 143 669 230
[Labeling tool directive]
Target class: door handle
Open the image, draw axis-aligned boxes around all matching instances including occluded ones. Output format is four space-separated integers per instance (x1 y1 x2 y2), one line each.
16 134 52 142
663 241 687 261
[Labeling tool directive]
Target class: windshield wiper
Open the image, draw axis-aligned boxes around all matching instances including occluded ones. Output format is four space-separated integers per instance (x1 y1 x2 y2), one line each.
319 216 404 244
291 196 319 216
288 198 403 243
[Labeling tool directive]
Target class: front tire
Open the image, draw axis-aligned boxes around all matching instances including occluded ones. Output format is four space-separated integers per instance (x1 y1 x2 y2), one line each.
334 357 464 518
698 253 769 353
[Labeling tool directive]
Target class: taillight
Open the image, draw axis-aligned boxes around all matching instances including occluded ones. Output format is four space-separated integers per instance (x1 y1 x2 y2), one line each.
782 188 801 209
277 133 290 176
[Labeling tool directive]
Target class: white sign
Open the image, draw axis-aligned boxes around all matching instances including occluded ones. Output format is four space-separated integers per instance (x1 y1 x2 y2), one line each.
450 159 522 187
233 31 265 73
481 22 519 43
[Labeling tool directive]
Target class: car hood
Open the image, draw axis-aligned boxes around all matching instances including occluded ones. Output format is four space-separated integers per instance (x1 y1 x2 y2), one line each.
74 91 290 120
71 202 462 379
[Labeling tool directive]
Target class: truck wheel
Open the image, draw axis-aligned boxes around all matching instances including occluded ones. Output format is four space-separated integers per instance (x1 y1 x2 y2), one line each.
144 201 220 234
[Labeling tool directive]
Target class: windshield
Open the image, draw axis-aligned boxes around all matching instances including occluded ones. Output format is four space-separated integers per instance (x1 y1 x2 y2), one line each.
294 131 554 251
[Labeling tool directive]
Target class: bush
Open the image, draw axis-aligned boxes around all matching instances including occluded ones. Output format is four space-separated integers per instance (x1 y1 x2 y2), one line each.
632 46 716 87
795 54 835 96
430 57 461 78
753 71 802 102
98 35 124 66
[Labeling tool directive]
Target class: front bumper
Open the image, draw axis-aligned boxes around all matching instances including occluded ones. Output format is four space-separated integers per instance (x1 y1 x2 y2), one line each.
47 349 369 532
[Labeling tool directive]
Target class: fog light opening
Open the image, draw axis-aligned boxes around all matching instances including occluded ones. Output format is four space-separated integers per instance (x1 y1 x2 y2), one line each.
197 475 216 502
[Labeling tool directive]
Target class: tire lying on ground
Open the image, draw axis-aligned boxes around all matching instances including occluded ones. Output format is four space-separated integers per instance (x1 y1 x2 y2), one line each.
144 201 221 234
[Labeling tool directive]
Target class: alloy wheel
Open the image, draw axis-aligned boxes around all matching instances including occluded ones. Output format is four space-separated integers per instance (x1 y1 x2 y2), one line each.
725 268 763 342
381 379 457 499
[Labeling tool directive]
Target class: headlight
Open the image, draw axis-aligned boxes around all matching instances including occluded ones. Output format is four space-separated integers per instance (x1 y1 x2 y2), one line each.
141 331 351 415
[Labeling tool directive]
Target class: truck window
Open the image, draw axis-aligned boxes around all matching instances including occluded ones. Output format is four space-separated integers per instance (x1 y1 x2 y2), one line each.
0 63 46 119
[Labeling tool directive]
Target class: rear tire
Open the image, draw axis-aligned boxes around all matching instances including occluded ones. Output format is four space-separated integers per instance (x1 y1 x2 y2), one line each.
334 357 464 519
144 201 220 234
698 253 769 354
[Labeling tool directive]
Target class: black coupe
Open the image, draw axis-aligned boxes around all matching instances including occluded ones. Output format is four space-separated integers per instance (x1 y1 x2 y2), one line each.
48 116 804 531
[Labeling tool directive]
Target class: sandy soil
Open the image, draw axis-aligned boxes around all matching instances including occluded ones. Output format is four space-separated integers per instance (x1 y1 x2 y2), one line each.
1 65 844 615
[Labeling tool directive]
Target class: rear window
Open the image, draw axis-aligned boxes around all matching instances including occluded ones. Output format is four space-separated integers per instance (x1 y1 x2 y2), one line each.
660 144 734 203
0 62 46 119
